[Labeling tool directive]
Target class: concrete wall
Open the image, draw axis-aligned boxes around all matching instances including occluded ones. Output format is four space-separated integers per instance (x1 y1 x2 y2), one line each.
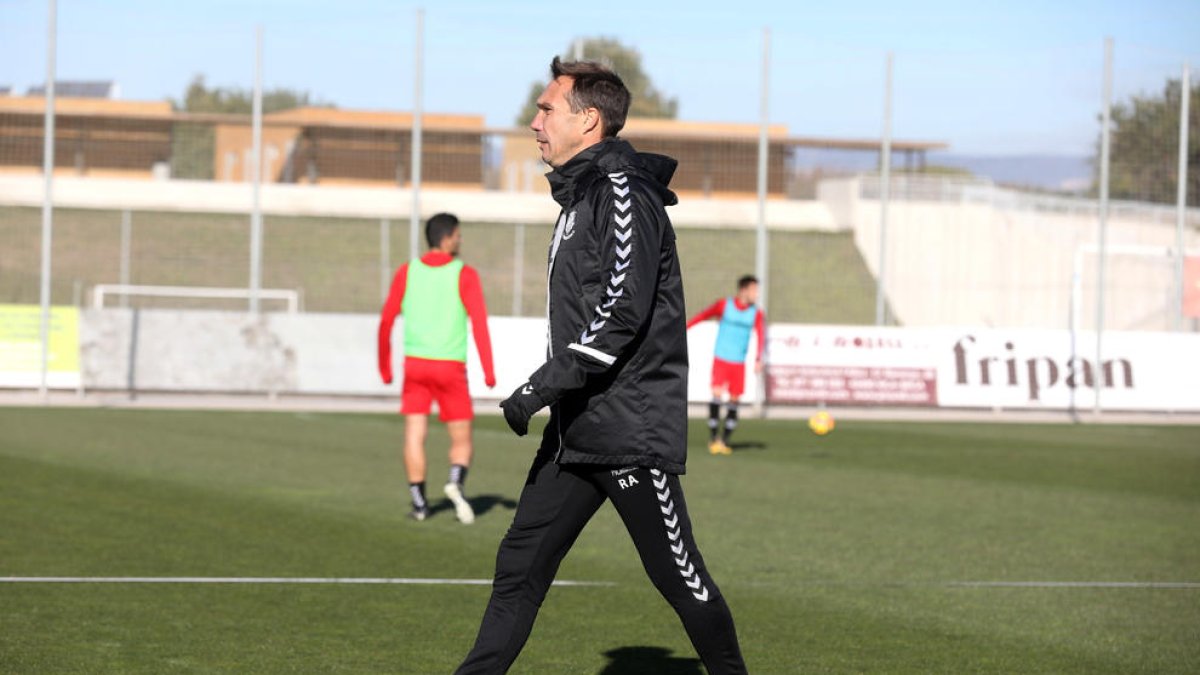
80 309 546 397
822 177 1200 330
76 308 752 403
0 174 838 231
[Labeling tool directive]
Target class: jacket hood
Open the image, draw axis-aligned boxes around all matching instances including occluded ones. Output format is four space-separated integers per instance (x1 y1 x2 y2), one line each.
548 138 679 208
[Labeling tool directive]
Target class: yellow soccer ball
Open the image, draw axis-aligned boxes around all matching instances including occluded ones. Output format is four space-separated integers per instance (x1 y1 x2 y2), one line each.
808 410 836 436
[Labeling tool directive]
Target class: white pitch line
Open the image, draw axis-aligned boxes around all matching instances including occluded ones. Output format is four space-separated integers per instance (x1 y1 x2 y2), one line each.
0 577 615 587
947 581 1200 589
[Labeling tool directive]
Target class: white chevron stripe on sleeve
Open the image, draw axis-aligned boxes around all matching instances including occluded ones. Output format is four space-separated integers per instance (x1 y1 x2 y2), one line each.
568 172 640 368
567 342 616 365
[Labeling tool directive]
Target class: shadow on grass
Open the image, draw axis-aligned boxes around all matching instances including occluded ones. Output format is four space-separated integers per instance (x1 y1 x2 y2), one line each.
727 441 767 451
428 493 518 519
597 646 702 674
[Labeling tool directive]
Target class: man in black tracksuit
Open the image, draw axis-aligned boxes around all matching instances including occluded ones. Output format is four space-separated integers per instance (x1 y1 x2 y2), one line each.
455 57 747 674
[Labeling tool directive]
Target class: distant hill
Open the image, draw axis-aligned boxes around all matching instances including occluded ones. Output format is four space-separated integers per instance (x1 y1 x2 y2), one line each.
927 153 1091 192
791 150 1092 194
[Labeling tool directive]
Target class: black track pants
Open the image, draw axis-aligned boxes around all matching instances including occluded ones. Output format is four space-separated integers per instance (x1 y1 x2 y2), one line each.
455 454 746 674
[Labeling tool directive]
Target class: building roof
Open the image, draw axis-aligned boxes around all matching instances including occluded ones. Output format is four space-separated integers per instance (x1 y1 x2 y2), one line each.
0 96 172 119
498 117 947 152
622 117 791 141
26 80 118 99
264 106 485 131
784 135 948 152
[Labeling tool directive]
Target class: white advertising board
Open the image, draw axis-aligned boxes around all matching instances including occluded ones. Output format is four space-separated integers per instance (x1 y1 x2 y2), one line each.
764 325 938 406
763 324 1200 412
934 328 1200 412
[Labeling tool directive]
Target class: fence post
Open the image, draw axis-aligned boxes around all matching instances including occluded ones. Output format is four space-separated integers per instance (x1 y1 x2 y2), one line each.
38 0 57 400
1094 37 1113 414
249 25 264 314
754 27 771 414
409 8 424 261
1175 62 1191 331
875 51 894 327
754 27 770 313
119 209 132 307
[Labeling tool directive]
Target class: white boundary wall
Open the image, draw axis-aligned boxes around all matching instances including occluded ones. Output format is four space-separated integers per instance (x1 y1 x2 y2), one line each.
73 309 750 402
766 324 1200 412
823 176 1200 330
57 308 1199 412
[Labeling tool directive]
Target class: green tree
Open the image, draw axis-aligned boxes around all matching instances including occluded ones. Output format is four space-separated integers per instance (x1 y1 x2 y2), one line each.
171 74 332 114
516 37 679 126
1097 78 1199 205
167 75 332 180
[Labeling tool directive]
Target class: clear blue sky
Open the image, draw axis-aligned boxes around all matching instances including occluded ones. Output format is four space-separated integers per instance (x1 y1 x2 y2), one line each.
2 0 1198 155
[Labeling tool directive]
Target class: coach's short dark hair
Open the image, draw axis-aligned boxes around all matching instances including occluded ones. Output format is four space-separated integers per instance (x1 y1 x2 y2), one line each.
551 56 631 138
425 212 459 249
737 275 758 290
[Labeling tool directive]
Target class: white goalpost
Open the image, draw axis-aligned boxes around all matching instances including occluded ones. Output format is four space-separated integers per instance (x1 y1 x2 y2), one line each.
91 285 302 313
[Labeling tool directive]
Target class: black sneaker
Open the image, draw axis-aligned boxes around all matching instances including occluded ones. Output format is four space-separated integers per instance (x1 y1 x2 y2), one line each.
408 505 429 522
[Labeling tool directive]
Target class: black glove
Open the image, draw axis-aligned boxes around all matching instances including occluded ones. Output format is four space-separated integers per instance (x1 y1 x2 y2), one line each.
500 382 545 436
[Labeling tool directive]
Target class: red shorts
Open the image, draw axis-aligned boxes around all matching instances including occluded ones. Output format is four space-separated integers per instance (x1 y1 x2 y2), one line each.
711 357 747 398
401 357 473 421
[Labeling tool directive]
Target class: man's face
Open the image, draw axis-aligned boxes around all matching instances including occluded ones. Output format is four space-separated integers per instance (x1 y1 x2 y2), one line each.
445 227 462 256
530 76 592 168
739 282 759 305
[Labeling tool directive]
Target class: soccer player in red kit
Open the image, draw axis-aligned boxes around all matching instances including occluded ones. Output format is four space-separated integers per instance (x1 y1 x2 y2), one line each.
686 275 765 455
378 213 496 523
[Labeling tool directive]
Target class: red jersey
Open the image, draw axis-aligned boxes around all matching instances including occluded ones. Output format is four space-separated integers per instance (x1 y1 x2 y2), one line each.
377 251 496 387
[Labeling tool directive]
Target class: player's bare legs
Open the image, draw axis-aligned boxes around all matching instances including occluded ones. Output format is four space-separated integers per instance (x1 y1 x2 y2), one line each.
404 414 431 520
404 414 429 482
446 420 473 467
444 420 476 524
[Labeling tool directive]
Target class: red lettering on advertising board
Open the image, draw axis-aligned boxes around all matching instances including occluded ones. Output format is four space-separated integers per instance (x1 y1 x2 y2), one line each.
767 365 937 407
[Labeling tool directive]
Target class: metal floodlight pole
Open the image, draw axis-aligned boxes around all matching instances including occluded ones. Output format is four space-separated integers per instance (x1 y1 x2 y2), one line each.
38 0 57 399
1175 62 1191 331
753 27 771 414
409 8 424 261
1094 37 1113 414
755 27 770 312
875 51 894 327
249 25 264 314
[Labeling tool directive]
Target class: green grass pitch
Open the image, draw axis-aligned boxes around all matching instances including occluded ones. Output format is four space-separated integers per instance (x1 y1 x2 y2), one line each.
1 407 1197 673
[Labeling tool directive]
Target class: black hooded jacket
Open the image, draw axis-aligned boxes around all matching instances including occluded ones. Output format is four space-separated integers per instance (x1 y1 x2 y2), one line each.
525 137 690 474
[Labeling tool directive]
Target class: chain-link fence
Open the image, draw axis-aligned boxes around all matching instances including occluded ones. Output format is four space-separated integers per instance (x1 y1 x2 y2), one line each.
2 15 1197 334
